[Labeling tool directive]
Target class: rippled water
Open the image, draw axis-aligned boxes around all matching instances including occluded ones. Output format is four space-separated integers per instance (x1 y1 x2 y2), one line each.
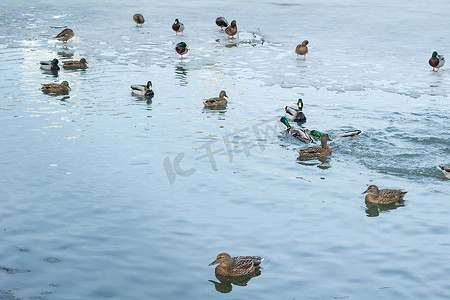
1 0 450 299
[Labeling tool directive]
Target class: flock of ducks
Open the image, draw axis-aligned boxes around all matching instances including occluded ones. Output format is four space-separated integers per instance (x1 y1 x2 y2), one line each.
37 14 448 279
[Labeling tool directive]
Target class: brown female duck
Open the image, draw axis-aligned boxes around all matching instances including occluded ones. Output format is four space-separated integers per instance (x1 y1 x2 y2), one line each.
225 20 238 39
298 133 332 157
209 253 263 277
55 28 74 43
362 185 407 204
295 40 309 60
63 58 88 69
133 14 145 27
41 81 70 94
204 90 228 108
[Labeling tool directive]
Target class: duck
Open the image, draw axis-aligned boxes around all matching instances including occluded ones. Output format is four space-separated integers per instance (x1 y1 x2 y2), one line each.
362 185 407 204
209 253 263 277
41 81 70 94
204 90 228 108
172 18 185 36
437 165 450 179
429 51 445 72
216 17 229 31
133 14 145 27
309 129 362 140
298 133 332 157
295 40 309 60
40 58 60 71
280 117 314 143
175 42 189 59
55 28 74 43
62 58 88 69
285 98 306 122
130 81 154 96
225 20 238 39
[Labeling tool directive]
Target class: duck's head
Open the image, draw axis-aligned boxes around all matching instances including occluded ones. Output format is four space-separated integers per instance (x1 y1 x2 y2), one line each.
219 90 228 98
80 58 87 64
432 51 439 58
209 253 232 267
280 116 290 128
51 58 59 66
174 18 179 24
362 185 379 195
302 40 309 46
178 42 189 50
146 81 152 90
309 130 322 138
61 81 70 90
297 98 304 111
321 133 332 142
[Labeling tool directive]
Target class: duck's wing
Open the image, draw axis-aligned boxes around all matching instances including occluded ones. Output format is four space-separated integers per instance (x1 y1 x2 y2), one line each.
284 106 298 119
237 256 263 267
130 85 145 92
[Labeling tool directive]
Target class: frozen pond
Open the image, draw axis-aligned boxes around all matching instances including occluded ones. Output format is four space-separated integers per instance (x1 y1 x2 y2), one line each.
1 0 449 299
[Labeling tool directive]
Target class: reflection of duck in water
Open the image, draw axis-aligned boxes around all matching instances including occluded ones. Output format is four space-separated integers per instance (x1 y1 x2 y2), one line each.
209 270 261 293
365 201 406 217
209 253 263 277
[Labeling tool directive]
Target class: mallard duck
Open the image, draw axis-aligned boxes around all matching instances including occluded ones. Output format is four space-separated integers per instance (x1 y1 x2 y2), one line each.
298 133 332 157
175 42 189 59
362 185 407 204
225 20 238 39
55 28 74 43
41 81 70 94
280 117 314 143
437 165 450 179
309 129 362 140
295 40 309 60
429 51 445 72
62 58 87 69
285 98 306 122
133 14 145 27
204 90 228 108
209 253 263 277
130 81 154 96
216 17 228 31
172 18 185 36
40 58 60 71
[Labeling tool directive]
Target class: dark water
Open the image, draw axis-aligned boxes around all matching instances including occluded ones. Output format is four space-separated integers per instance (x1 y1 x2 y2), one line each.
1 0 449 299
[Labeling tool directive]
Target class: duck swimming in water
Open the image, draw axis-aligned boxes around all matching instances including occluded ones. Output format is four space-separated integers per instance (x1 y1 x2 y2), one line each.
362 185 407 204
130 81 154 97
209 253 263 277
298 133 332 157
40 58 60 71
280 117 314 143
285 98 306 122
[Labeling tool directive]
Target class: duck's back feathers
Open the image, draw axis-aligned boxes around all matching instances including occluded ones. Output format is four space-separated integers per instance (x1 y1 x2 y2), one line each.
40 59 60 70
204 90 228 107
55 29 74 42
133 14 145 26
41 81 70 93
216 17 229 29
225 20 238 38
63 58 88 69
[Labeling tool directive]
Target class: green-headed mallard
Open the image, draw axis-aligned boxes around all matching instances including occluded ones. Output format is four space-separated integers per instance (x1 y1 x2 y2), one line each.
437 165 450 179
55 28 74 43
133 14 145 27
280 116 314 143
225 20 238 39
209 253 263 277
40 58 60 71
309 129 362 140
204 90 228 108
285 98 306 122
172 18 185 36
362 185 407 204
41 81 70 94
130 81 154 96
216 17 229 31
429 51 445 72
298 133 332 157
296 40 309 60
175 42 189 59
62 58 87 69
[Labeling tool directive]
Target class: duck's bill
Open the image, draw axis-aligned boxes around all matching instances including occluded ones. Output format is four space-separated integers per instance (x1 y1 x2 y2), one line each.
361 190 367 194
208 260 217 266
